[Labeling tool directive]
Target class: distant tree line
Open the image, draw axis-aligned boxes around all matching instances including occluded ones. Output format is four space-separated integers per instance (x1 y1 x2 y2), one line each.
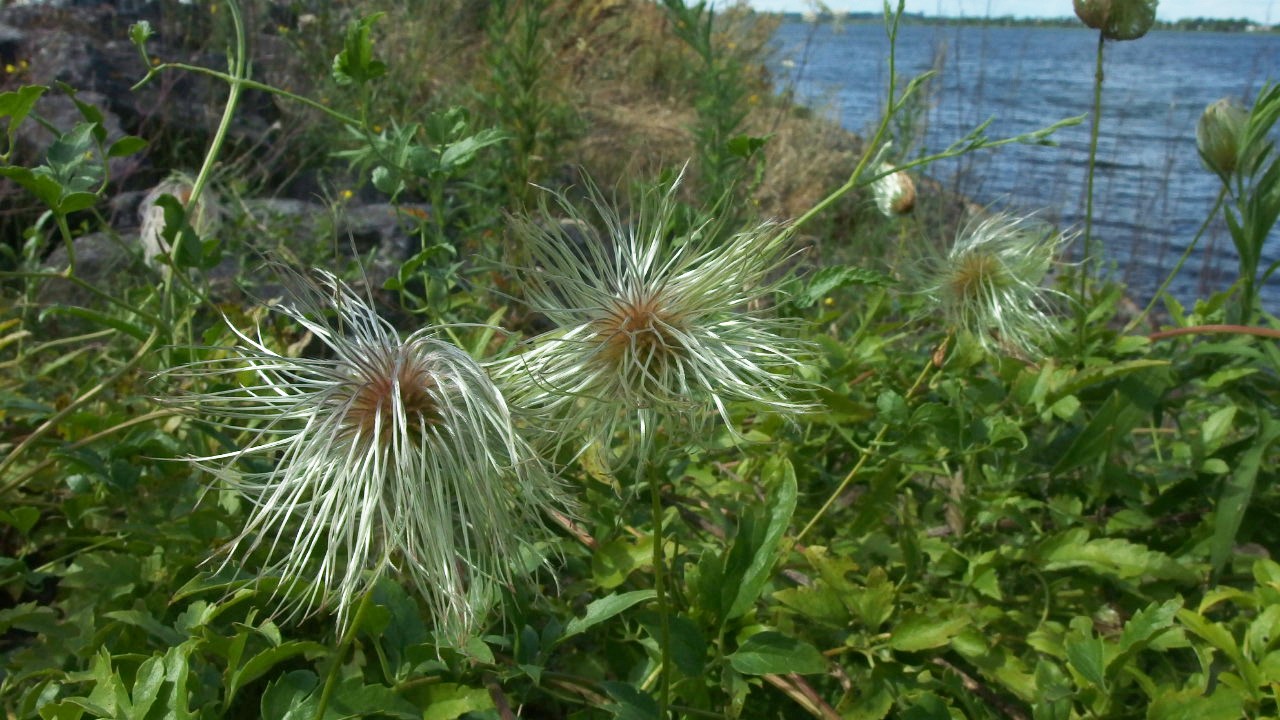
769 11 1276 33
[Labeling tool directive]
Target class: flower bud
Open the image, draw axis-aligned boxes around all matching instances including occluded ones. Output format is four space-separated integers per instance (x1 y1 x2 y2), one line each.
1073 0 1158 41
872 163 916 217
1196 98 1247 179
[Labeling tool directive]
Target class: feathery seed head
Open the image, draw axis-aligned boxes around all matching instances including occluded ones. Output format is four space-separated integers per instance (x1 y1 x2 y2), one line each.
138 171 222 270
922 213 1068 358
162 269 565 644
498 171 812 459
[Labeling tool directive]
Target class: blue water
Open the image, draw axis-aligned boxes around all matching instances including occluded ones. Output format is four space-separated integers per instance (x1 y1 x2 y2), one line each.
768 20 1280 312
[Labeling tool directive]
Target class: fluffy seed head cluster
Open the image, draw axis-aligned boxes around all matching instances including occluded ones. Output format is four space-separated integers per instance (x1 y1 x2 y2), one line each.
872 163 917 218
165 270 563 642
499 173 811 458
922 213 1068 357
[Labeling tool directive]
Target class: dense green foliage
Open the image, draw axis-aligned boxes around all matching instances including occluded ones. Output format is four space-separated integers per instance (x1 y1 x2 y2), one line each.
2 1 1279 718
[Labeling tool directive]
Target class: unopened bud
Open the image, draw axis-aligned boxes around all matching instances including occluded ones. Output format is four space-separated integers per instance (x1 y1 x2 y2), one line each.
1073 0 1158 41
872 163 916 217
1196 98 1247 178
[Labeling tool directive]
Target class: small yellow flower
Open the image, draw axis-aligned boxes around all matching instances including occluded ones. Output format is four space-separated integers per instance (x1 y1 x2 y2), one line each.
340 189 354 201
3 64 13 74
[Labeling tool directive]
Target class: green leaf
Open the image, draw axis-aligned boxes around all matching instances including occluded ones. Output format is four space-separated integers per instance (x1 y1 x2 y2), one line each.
0 166 64 208
1107 599 1182 681
0 85 46 157
725 133 770 159
129 654 165 720
327 678 419 719
1211 411 1280 573
723 457 797 622
1178 608 1263 695
41 306 151 342
1064 625 1106 690
437 127 506 171
332 13 388 85
790 264 894 309
1037 529 1197 583
728 631 827 675
601 681 659 720
1146 688 1245 720
560 590 655 641
420 684 495 720
260 670 318 720
228 641 327 705
0 506 40 536
888 613 970 652
103 609 184 646
107 135 147 158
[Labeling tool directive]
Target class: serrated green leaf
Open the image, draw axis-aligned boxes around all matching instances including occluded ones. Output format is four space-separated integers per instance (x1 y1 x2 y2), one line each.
560 590 655 641
601 681 659 720
1038 529 1196 583
1146 687 1245 720
1212 411 1280 573
107 135 147 158
728 631 827 675
889 613 970 652
228 641 327 705
129 655 165 719
791 264 893 309
1065 628 1105 690
723 457 797 622
332 13 388 85
103 610 184 646
421 683 494 720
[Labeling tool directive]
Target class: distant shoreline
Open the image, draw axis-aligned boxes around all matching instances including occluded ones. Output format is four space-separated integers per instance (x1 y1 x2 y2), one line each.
759 12 1278 33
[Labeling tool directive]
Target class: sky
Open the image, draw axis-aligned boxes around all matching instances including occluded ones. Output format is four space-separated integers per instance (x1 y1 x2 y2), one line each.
742 0 1278 24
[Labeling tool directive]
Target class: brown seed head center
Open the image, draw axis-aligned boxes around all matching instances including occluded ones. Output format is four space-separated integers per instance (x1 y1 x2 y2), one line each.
949 253 1006 301
339 357 439 443
595 295 682 364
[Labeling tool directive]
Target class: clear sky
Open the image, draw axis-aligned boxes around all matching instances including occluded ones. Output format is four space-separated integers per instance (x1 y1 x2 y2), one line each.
742 0 1277 23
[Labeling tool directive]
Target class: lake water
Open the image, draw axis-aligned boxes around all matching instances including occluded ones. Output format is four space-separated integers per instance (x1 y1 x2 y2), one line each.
768 20 1280 312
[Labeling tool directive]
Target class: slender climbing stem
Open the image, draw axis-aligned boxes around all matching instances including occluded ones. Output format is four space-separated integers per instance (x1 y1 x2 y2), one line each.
312 588 375 720
639 414 672 719
1124 187 1227 333
1078 31 1105 347
0 327 162 490
795 337 946 544
1148 324 1280 342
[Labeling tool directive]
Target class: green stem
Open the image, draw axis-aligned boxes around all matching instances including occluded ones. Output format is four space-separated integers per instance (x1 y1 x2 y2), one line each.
0 272 164 326
642 424 672 719
794 337 944 544
1147 324 1280 342
54 213 77 277
0 409 179 496
1124 187 1227 333
1078 31 1105 348
133 65 361 129
312 588 375 720
0 327 162 492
